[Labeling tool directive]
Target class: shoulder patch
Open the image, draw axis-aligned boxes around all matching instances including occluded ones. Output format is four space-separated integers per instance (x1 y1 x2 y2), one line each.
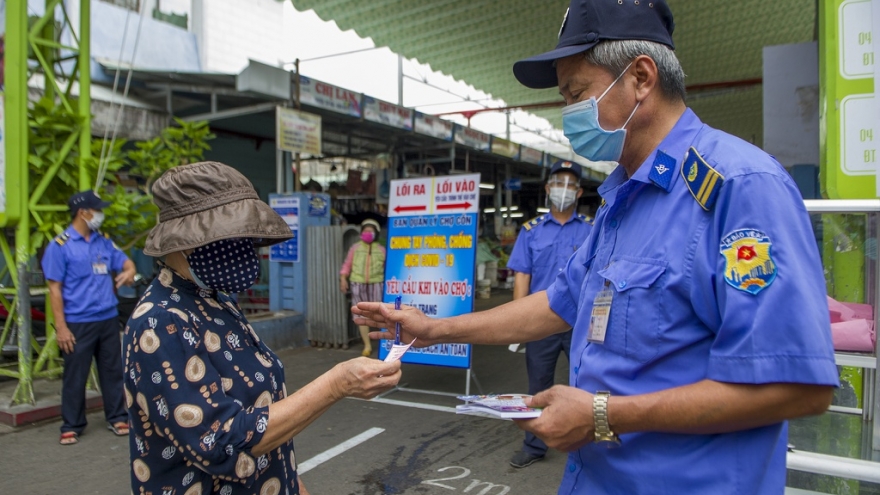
522 214 548 231
681 147 724 211
54 232 70 246
577 214 591 224
720 228 777 295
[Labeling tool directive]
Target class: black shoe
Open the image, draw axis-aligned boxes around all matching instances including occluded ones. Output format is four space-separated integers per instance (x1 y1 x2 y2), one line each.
509 450 544 468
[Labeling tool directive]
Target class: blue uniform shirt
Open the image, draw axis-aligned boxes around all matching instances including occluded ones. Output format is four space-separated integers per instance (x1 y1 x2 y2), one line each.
546 109 839 494
42 226 128 323
508 212 592 293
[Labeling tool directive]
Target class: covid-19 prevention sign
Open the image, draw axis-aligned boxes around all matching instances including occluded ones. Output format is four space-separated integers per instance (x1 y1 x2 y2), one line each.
379 174 480 368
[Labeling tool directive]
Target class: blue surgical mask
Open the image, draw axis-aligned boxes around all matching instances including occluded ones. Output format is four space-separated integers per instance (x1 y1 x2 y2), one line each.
562 63 639 163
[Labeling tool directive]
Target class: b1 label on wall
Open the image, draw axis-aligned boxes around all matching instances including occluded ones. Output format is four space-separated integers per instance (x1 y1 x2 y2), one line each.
821 0 878 198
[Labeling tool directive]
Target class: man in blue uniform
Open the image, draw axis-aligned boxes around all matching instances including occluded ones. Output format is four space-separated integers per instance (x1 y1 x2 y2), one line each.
354 0 839 493
42 190 136 445
507 160 591 468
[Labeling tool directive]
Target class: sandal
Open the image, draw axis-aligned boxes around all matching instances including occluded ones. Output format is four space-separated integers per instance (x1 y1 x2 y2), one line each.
59 432 78 445
108 422 130 436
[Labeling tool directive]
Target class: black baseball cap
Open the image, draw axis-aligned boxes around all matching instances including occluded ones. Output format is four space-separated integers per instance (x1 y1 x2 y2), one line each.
549 160 583 182
68 189 111 214
513 0 675 89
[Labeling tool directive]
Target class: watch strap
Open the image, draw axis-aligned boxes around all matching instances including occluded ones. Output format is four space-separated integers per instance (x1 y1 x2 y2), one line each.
593 390 620 446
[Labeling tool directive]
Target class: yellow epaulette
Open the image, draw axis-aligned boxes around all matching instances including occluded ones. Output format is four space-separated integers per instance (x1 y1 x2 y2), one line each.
54 232 70 246
577 214 592 224
681 147 724 211
522 214 548 231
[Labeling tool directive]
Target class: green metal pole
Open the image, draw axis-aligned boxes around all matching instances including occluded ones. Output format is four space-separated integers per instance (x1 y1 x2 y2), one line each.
5 2 34 404
10 0 32 406
1 0 26 230
79 0 91 190
42 0 56 102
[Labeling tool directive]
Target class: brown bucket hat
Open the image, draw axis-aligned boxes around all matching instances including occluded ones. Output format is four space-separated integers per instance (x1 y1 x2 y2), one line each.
144 161 293 257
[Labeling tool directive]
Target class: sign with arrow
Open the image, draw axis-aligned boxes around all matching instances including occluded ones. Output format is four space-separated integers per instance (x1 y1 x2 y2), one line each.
381 173 480 368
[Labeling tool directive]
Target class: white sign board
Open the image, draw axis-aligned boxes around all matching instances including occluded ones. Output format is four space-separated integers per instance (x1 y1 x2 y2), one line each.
388 174 480 217
276 107 321 155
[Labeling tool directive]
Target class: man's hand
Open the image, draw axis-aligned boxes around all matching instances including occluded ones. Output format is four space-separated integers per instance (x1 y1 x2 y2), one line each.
56 325 76 355
514 385 596 452
352 302 435 347
115 270 135 289
116 260 137 289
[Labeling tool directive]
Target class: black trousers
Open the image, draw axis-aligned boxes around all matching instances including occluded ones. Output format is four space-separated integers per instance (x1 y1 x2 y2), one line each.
522 329 573 456
61 317 127 434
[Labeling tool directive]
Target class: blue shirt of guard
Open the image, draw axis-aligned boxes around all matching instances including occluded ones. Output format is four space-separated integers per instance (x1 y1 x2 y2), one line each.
41 226 128 323
507 212 591 293
546 108 839 495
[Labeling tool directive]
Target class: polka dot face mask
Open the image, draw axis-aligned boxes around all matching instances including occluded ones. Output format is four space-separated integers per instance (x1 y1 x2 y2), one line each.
186 238 260 294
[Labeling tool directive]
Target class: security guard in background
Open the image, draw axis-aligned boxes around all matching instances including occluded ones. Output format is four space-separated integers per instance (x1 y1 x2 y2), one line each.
506 160 591 468
41 190 136 445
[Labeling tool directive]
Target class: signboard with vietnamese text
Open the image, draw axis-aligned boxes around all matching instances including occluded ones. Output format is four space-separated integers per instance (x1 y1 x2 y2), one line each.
364 96 414 131
491 137 519 159
380 173 480 368
453 124 491 152
268 196 300 262
414 112 454 141
299 76 362 118
520 145 544 165
276 107 321 155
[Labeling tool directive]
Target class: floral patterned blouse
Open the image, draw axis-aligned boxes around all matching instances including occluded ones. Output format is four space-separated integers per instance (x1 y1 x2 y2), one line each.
123 264 298 495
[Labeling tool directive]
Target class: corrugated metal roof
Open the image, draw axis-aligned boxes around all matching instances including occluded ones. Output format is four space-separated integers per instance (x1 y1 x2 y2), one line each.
291 0 816 147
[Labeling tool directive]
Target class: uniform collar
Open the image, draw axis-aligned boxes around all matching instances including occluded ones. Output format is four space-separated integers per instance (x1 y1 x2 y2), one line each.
598 108 703 205
65 225 87 242
545 210 578 226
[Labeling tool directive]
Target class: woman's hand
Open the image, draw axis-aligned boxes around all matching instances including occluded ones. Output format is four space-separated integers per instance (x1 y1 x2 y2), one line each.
330 357 401 400
340 277 349 293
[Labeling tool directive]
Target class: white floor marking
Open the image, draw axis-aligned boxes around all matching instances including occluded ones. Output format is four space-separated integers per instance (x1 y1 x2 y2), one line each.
297 427 385 474
368 397 457 413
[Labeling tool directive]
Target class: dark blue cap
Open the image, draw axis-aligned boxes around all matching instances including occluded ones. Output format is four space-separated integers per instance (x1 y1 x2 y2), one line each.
549 160 583 182
513 0 675 89
68 189 111 214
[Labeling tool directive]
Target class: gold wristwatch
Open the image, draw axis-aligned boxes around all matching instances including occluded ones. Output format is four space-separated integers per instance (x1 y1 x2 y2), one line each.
593 391 620 447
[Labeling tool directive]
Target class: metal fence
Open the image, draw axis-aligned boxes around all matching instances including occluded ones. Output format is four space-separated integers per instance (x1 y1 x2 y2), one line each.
306 225 360 347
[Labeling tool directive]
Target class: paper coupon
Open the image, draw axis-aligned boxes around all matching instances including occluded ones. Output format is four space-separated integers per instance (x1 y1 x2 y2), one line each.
384 339 416 362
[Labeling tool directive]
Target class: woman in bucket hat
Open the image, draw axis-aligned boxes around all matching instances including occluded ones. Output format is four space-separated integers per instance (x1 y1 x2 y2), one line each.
123 161 401 495
339 218 386 356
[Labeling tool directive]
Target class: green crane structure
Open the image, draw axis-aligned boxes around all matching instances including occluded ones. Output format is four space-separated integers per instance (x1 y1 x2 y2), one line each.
1 0 91 404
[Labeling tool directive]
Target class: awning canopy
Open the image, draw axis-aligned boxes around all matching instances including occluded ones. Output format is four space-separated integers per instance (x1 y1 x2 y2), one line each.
291 0 816 147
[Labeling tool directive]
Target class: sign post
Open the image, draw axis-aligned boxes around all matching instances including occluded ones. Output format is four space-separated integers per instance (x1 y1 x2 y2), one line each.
381 173 481 393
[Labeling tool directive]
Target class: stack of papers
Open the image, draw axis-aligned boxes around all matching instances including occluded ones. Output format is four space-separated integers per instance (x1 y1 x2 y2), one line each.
455 394 542 420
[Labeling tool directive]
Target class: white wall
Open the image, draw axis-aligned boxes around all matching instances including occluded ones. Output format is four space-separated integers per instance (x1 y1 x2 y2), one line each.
191 0 285 73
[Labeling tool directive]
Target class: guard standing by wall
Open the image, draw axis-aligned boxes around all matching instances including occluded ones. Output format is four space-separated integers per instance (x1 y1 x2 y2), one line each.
41 190 137 445
506 161 592 468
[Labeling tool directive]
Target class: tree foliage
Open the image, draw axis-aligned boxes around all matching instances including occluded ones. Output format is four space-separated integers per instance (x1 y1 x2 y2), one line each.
27 96 215 254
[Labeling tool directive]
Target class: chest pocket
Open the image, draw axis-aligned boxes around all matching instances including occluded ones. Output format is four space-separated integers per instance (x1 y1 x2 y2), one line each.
597 257 667 363
66 247 99 281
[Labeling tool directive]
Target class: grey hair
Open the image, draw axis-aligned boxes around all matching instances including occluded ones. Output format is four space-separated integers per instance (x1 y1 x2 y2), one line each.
584 40 686 101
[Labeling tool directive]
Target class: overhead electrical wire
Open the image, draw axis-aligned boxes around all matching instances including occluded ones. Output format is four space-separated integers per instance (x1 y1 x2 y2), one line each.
95 1 147 190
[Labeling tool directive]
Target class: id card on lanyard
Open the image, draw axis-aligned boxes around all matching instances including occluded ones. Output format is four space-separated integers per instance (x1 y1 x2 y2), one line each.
588 281 614 344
